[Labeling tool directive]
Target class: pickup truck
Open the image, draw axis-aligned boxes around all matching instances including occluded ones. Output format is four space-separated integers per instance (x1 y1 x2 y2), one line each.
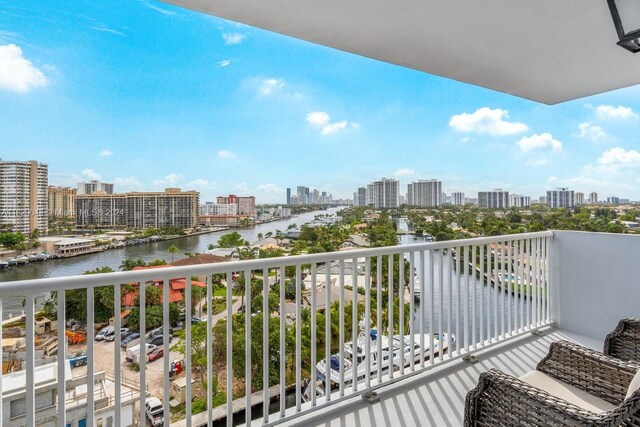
145 397 164 426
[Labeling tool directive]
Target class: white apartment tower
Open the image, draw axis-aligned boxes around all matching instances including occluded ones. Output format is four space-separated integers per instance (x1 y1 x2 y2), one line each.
547 188 575 208
451 192 465 206
407 179 442 207
371 178 399 209
589 192 598 204
77 180 114 195
575 192 585 205
0 159 48 234
509 194 531 208
478 189 509 209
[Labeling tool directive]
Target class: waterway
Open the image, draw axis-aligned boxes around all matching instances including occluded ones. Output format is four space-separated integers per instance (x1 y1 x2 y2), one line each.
0 207 341 319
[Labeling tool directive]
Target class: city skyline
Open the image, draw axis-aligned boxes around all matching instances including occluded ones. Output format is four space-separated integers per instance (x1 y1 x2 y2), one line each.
2 1 640 203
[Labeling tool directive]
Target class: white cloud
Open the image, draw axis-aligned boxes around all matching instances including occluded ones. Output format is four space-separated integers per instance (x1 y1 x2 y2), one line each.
449 107 529 136
152 173 181 187
223 33 246 45
306 111 357 136
393 168 416 176
217 150 236 159
81 169 102 180
186 179 217 191
0 44 47 93
91 25 125 37
573 122 607 141
595 105 638 120
526 158 549 167
258 78 284 96
218 59 231 68
596 147 640 172
113 176 143 191
233 182 284 203
139 0 176 16
516 133 562 153
99 150 113 157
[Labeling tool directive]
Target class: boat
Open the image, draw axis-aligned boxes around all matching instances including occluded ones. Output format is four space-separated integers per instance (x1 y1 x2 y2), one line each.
302 328 455 402
15 256 29 264
0 260 8 269
26 254 38 262
35 253 49 261
6 257 17 266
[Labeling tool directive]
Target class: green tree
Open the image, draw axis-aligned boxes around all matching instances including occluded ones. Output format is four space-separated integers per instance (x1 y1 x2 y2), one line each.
168 245 180 262
217 232 248 248
120 258 146 271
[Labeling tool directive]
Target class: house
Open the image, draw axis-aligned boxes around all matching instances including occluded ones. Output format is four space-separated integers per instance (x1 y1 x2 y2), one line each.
121 265 207 308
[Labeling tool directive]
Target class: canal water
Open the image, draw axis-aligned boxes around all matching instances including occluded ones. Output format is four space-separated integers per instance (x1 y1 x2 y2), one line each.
0 208 341 319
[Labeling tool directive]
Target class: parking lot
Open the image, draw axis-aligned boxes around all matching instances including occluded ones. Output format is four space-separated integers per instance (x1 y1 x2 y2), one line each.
70 337 184 399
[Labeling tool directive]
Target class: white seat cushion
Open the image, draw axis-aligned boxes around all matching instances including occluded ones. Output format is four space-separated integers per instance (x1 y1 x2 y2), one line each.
519 371 616 413
626 369 640 400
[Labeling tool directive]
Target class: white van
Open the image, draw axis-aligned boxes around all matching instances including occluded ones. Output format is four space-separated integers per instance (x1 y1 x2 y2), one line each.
126 343 157 362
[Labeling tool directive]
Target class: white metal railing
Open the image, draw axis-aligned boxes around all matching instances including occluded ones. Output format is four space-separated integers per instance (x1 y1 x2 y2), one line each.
0 231 553 426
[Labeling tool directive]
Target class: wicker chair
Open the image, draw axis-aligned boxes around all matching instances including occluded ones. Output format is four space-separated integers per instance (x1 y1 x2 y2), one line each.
464 341 640 426
605 318 640 363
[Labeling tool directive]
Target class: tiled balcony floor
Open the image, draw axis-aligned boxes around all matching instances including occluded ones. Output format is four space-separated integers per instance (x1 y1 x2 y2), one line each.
283 329 601 427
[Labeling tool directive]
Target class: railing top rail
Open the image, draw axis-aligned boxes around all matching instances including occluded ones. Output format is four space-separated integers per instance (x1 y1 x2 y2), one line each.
0 231 553 296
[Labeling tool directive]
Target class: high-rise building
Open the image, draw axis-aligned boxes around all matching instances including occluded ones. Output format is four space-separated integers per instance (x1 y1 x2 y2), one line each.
406 180 442 207
589 192 598 204
575 192 585 205
0 159 48 234
451 192 465 206
478 189 509 209
355 187 367 206
509 194 531 208
539 196 547 205
547 188 575 208
371 178 399 209
48 186 77 218
77 180 114 195
366 184 374 205
607 196 620 205
76 188 199 229
286 188 291 205
216 194 256 216
296 186 309 205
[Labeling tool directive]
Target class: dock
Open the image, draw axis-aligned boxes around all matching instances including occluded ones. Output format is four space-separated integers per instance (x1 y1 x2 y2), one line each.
172 384 282 427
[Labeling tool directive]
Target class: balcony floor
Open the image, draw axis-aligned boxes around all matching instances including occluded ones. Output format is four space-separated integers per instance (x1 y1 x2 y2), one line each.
283 328 600 427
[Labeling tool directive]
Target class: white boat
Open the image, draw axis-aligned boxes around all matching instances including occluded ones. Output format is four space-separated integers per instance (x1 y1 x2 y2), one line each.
35 253 49 261
6 257 17 266
0 260 8 269
15 256 29 264
26 254 38 262
302 328 455 402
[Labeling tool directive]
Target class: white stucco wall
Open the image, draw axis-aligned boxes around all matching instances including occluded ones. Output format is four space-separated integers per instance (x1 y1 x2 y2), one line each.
550 231 640 342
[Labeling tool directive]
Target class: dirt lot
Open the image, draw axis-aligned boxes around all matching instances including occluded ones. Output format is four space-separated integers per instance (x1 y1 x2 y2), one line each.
70 338 184 399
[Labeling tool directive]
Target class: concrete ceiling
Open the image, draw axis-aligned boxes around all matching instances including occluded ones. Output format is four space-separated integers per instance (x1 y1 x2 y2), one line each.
163 0 640 104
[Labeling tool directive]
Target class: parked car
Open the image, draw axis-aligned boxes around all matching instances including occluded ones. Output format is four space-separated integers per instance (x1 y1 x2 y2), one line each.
191 316 203 324
121 332 140 348
147 346 164 362
126 343 157 362
145 397 164 426
146 326 173 339
148 334 172 346
95 326 115 341
105 327 130 342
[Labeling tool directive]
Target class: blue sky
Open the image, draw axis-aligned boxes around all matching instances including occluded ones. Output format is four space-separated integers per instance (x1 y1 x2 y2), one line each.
2 0 640 203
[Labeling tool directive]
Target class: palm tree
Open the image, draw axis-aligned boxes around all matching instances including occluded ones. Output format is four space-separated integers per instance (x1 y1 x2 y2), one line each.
257 233 264 241
120 258 146 271
168 245 180 262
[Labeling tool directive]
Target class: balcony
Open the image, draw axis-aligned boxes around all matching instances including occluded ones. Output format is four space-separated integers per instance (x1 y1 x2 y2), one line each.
0 230 638 426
